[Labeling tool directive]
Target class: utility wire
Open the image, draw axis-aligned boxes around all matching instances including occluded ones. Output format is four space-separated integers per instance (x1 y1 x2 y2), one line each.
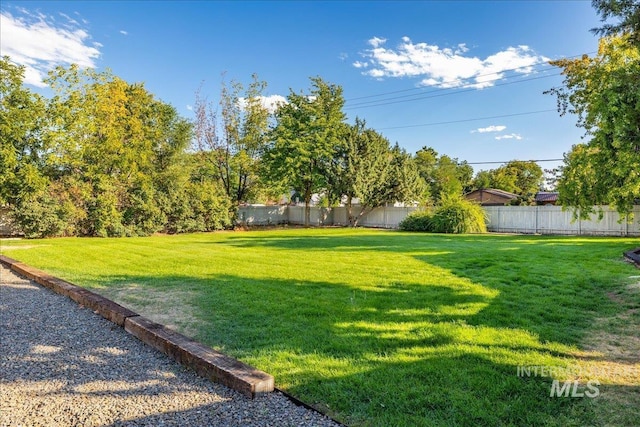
346 66 557 107
464 159 563 165
346 72 562 109
377 109 556 130
345 51 596 104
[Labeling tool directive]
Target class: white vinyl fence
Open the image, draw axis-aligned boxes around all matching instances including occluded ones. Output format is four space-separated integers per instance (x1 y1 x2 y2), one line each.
240 205 418 228
1 204 637 237
483 205 640 236
238 204 640 236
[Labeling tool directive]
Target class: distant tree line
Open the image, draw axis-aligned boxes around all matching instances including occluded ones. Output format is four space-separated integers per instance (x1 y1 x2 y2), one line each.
2 0 637 237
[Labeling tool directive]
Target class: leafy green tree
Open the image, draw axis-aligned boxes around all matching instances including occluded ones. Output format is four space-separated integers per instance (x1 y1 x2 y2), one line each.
194 74 271 211
433 155 464 199
339 119 395 226
472 170 493 190
414 146 438 203
470 160 543 202
500 160 544 201
267 77 346 226
457 161 474 194
414 147 471 201
2 59 231 237
43 66 194 236
547 35 640 219
0 57 48 207
389 144 426 205
591 0 640 45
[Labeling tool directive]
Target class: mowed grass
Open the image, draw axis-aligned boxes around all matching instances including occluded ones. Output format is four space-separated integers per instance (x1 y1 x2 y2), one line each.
2 228 639 426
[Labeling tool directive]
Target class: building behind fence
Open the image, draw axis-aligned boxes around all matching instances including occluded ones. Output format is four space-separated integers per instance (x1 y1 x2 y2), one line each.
238 205 640 236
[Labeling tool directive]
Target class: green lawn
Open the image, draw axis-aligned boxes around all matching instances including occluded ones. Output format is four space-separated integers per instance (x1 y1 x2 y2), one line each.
2 228 639 426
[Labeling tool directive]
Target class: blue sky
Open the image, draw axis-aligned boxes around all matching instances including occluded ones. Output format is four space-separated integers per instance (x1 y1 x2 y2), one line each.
1 1 603 173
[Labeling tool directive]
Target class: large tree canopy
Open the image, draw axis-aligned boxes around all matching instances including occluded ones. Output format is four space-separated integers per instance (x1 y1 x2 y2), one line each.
194 74 271 209
1 59 231 237
0 57 47 207
591 0 640 45
548 35 640 219
414 147 473 202
267 77 346 226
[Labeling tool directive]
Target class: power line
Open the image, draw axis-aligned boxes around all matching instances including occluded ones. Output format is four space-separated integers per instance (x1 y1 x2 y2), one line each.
376 109 557 130
464 159 563 165
346 66 557 107
345 72 562 109
345 51 596 104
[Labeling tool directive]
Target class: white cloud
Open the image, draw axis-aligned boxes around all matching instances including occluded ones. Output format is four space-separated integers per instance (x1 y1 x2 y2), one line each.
0 9 101 87
338 52 348 61
186 104 193 111
472 125 506 133
120 30 128 36
368 36 387 48
356 37 548 89
238 95 287 114
495 133 523 140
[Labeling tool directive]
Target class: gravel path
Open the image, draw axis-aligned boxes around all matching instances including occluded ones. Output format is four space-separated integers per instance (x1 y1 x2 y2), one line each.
0 264 341 427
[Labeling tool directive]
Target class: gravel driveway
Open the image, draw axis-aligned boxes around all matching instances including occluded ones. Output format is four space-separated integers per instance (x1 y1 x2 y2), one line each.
0 264 341 427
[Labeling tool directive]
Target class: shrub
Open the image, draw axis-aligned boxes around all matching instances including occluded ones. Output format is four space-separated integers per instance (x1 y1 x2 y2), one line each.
430 195 487 234
400 197 487 234
398 210 434 232
13 190 75 238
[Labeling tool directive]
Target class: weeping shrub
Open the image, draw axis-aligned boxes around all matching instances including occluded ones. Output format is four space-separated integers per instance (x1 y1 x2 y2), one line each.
399 196 486 233
430 195 487 234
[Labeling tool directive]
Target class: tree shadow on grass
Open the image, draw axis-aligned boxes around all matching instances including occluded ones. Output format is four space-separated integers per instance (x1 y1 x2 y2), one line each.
208 230 636 347
90 270 618 426
414 243 635 347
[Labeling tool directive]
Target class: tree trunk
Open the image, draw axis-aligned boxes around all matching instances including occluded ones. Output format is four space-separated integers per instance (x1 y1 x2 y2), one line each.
347 195 354 227
353 205 372 227
304 188 312 227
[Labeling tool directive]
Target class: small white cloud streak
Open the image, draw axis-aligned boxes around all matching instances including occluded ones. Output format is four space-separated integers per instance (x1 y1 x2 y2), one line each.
186 104 193 111
495 133 523 140
120 30 128 36
472 125 506 133
356 37 548 89
0 9 101 87
238 95 287 114
368 36 387 48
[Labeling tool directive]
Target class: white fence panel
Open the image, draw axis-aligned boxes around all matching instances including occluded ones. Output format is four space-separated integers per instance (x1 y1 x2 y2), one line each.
287 206 305 225
536 206 580 235
580 207 635 236
484 205 640 236
332 206 349 226
358 207 417 228
484 206 538 234
237 206 288 225
202 204 640 236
